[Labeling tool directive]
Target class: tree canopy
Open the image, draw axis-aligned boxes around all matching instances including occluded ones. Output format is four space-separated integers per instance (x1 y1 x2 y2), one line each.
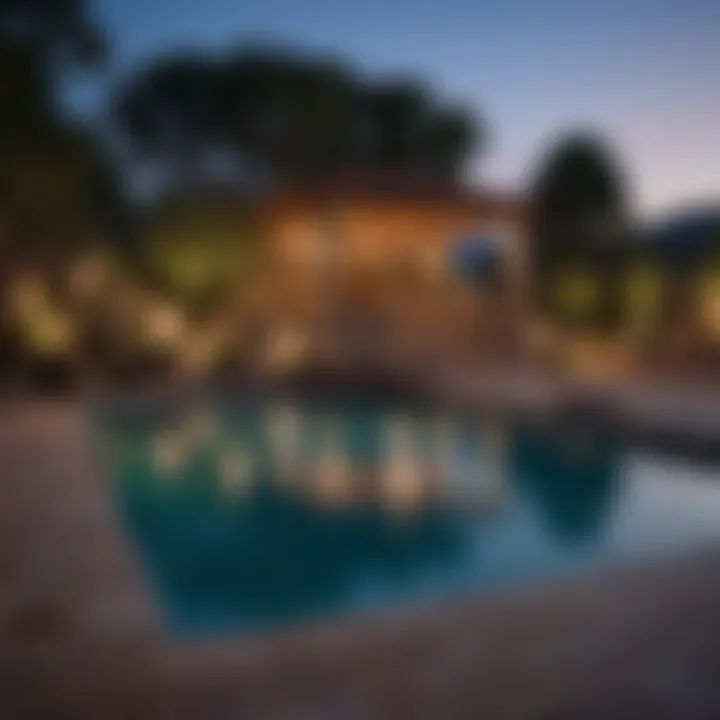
0 0 112 267
0 0 104 138
115 47 480 196
529 132 630 328
530 132 629 270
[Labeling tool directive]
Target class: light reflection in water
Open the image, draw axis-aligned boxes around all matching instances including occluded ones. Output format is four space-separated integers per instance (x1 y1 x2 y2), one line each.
265 403 303 488
152 428 188 478
217 443 254 498
183 405 221 452
380 413 428 513
472 422 507 508
431 415 461 491
312 415 356 508
107 403 720 637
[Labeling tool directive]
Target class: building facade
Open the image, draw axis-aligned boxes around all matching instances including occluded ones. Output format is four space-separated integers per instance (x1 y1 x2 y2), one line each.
250 180 529 368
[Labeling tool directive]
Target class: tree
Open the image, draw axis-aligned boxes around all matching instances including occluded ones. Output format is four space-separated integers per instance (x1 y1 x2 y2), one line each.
3 126 119 266
114 54 223 189
359 80 474 181
0 0 113 383
0 0 104 134
139 192 256 315
114 46 481 196
0 0 110 267
219 48 360 185
529 132 630 328
531 133 628 266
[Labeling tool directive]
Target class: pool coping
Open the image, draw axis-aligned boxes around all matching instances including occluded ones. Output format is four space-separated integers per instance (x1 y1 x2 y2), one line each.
88 369 720 460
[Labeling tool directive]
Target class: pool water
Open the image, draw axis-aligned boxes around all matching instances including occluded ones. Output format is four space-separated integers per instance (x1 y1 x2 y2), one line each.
102 401 720 638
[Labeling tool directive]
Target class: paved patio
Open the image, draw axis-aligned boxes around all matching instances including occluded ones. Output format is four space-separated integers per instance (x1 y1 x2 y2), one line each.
2 399 720 719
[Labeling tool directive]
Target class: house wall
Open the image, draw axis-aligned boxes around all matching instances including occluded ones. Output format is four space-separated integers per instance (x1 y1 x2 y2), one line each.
258 196 528 313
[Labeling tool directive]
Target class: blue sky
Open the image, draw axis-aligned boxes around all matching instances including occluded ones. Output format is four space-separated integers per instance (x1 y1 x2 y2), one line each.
91 0 719 216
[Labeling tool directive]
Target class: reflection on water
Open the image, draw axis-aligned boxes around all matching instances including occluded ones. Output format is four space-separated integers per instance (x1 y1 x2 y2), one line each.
265 403 303 485
313 416 356 507
379 413 428 512
217 444 254 498
512 428 620 545
106 402 720 637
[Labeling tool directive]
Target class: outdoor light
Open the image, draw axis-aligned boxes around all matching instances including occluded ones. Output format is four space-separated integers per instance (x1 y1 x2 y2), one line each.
698 267 720 339
144 299 186 349
21 296 75 358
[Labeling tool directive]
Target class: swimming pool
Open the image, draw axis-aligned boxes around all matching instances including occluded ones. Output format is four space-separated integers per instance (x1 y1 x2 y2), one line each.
102 400 720 638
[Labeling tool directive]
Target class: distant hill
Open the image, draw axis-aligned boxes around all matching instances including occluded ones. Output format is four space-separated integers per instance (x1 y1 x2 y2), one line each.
643 204 720 265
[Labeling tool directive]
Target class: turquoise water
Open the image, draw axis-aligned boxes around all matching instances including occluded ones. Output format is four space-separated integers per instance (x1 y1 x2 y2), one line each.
103 401 720 638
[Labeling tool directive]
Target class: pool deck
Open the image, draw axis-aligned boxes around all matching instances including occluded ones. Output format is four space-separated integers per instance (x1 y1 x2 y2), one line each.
2 394 720 718
437 369 720 454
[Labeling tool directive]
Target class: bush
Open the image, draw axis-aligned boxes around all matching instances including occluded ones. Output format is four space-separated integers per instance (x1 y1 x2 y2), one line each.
139 194 256 316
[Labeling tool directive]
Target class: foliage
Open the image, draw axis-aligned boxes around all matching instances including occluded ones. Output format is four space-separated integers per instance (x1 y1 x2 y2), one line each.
7 276 75 359
696 262 720 339
0 0 104 134
139 194 256 313
2 128 120 263
115 46 480 194
622 261 666 338
530 132 628 272
529 132 630 330
552 266 602 323
0 0 113 268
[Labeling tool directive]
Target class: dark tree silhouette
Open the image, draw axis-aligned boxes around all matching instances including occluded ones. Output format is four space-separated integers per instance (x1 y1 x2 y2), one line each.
529 132 630 326
114 46 481 196
0 0 116 386
115 55 223 187
0 0 104 138
531 132 628 269
0 0 111 265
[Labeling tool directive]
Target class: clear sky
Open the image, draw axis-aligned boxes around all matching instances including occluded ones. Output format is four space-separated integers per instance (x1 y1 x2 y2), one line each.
91 0 719 217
